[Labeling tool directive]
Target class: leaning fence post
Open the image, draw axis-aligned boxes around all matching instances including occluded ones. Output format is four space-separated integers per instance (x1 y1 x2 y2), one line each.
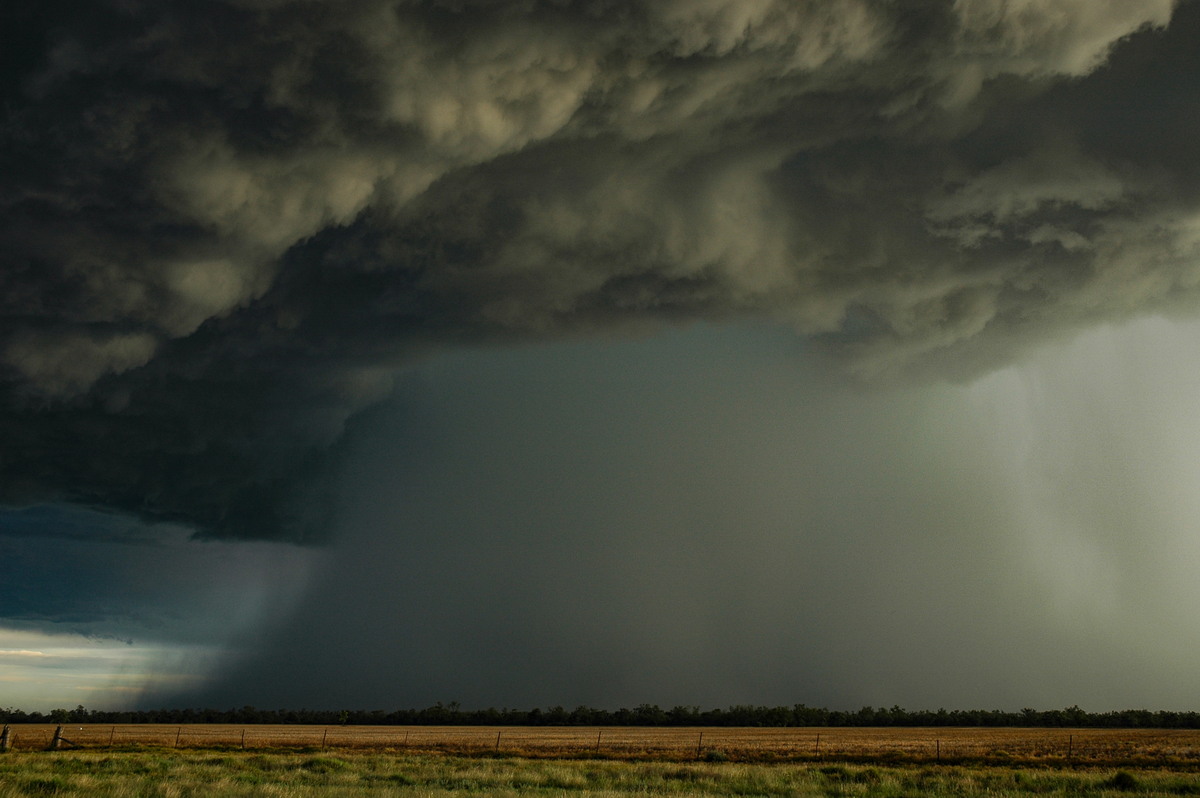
696 732 704 758
0 724 11 752
49 726 63 751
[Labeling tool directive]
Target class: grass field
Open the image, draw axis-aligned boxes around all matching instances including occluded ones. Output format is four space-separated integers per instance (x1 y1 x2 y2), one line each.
2 748 1200 797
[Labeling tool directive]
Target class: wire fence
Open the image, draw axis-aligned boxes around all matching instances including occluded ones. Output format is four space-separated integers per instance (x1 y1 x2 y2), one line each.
4 724 1200 765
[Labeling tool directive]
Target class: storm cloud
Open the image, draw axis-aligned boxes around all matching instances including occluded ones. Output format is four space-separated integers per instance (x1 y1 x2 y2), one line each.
7 0 1200 712
4 0 1197 541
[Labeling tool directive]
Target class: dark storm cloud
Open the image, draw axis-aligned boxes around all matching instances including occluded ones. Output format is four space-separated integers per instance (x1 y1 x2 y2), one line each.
1 0 1194 540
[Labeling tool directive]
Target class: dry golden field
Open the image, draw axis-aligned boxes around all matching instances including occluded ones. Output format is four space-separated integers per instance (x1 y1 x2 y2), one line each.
5 724 1200 766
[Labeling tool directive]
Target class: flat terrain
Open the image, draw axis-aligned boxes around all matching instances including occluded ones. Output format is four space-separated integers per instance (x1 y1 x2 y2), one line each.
5 724 1200 766
2 749 1200 797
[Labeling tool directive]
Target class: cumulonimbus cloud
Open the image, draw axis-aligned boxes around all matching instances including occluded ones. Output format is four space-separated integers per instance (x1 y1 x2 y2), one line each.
1 0 1193 540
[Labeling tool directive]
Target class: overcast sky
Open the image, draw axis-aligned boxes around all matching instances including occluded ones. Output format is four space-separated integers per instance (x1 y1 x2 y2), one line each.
4 0 1200 713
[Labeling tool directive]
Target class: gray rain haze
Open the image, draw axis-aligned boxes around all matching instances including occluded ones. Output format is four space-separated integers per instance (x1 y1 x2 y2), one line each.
3 0 1200 711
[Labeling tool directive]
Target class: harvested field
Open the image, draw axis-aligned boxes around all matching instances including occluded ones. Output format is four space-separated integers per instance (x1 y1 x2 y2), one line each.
5 724 1200 766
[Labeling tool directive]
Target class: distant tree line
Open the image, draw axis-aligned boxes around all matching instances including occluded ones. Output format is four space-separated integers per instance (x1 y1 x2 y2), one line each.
4 703 1200 728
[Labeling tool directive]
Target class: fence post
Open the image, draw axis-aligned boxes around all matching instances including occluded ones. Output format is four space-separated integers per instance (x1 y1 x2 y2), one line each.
1067 734 1073 763
696 732 704 758
936 740 940 762
495 730 502 751
595 730 602 753
814 734 820 756
109 726 116 746
0 724 10 752
49 726 63 751
175 727 182 748
321 728 328 747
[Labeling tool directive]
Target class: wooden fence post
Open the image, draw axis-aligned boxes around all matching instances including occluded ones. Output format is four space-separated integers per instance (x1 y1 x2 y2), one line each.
696 732 704 758
49 726 63 751
0 724 11 752
321 728 328 747
495 730 502 751
595 730 602 753
936 739 940 762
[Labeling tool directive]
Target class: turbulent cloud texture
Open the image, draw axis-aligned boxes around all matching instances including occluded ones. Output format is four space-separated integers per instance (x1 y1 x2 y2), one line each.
1 0 1196 541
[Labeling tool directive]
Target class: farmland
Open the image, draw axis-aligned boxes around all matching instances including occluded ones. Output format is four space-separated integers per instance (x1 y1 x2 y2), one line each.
4 724 1200 766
